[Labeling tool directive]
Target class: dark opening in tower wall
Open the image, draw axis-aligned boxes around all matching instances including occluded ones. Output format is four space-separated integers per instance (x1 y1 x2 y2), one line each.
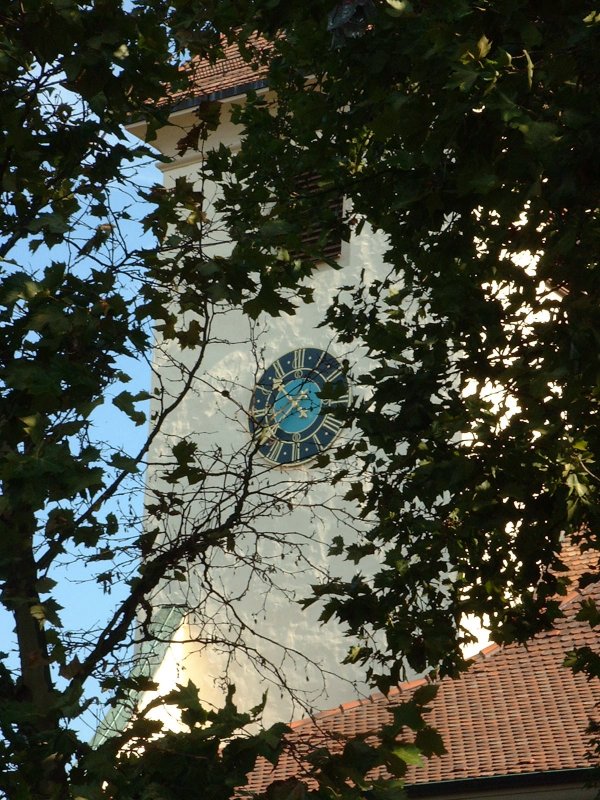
289 171 343 264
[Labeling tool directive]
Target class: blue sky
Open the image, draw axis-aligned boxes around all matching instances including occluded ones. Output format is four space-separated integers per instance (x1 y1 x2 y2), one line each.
0 142 163 739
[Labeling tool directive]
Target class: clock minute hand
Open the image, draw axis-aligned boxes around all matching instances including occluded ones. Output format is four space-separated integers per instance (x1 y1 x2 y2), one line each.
255 406 291 442
271 383 310 419
260 394 300 431
271 400 297 424
273 380 305 406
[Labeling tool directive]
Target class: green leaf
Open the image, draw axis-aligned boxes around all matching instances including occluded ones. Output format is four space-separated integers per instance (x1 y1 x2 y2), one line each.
385 0 414 16
35 577 58 594
476 34 492 60
112 390 149 426
391 744 424 767
110 453 139 473
523 48 534 88
575 599 600 629
412 684 438 705
415 726 447 757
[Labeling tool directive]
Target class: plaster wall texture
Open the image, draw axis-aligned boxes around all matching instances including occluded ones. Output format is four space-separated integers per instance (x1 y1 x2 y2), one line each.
142 102 408 724
141 98 497 724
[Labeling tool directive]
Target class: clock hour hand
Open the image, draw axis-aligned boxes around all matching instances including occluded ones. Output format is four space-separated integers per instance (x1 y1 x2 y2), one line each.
253 395 298 437
273 380 309 408
270 382 313 421
270 399 297 425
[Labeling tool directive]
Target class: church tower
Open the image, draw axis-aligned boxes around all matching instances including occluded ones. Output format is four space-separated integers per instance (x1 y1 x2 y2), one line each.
115 26 600 800
127 42 403 725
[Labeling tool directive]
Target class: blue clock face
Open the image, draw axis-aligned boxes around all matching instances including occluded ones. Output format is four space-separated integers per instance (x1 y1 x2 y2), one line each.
250 348 349 465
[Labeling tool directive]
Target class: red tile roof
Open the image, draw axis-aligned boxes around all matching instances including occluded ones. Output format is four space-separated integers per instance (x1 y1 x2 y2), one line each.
169 38 270 107
558 538 600 599
245 545 600 794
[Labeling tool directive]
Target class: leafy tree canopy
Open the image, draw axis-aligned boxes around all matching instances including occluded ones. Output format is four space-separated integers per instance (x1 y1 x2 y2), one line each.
0 0 445 797
0 1 314 797
2 0 600 797
186 0 600 684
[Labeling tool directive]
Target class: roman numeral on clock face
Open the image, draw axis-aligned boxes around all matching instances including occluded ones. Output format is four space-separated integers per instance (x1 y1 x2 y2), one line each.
265 439 284 462
318 415 341 439
319 414 341 433
272 359 285 379
258 423 278 444
317 352 343 382
254 382 270 397
325 363 343 382
293 349 306 371
322 392 350 409
252 403 268 420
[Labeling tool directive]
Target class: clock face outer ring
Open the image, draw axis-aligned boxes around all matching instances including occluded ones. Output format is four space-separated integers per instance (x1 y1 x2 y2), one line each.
249 348 349 466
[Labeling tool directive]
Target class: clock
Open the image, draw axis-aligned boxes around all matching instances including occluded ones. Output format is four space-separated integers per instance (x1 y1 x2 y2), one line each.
250 348 350 465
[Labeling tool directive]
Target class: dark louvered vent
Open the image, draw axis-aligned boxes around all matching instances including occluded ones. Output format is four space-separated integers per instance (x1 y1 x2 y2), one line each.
291 172 343 263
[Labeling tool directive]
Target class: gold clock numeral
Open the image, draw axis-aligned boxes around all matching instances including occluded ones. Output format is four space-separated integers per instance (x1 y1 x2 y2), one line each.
291 441 301 462
272 359 285 379
322 392 349 409
319 415 342 436
326 364 343 382
317 353 342 381
252 404 268 420
293 349 306 371
266 439 284 462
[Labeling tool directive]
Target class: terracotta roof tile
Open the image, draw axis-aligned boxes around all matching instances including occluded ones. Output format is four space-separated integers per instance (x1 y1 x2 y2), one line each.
555 538 600 601
245 545 600 793
169 38 270 107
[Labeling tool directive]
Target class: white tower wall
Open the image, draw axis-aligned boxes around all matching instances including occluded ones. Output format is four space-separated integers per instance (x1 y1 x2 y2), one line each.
137 101 410 724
